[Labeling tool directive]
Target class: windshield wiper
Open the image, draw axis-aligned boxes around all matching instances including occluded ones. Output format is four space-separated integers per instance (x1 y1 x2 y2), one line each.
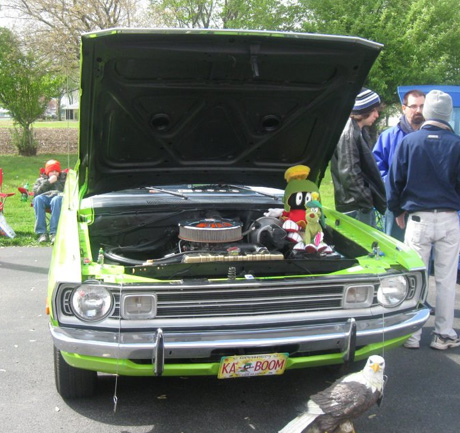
145 187 188 200
220 184 281 201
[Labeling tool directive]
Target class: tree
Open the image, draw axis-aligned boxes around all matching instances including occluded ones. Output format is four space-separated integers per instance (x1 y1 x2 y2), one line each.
298 0 460 106
5 0 460 120
149 0 301 30
0 28 64 155
2 0 151 76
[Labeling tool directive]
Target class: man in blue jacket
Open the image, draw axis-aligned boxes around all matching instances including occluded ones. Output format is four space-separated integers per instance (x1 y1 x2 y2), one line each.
373 89 425 240
387 90 460 350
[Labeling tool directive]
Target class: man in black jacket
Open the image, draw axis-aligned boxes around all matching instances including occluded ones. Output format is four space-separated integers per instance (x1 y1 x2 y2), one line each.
331 88 387 227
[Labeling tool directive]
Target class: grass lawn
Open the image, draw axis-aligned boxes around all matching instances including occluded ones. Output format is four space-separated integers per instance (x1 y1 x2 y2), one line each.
1 152 335 247
0 119 78 129
318 169 335 209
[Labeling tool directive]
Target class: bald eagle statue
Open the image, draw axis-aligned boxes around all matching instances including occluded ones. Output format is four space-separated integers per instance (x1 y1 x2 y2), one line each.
279 355 386 433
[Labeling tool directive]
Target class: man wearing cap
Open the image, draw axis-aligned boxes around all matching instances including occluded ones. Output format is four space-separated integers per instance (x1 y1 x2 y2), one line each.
32 159 67 244
387 90 460 350
331 88 387 226
373 89 426 241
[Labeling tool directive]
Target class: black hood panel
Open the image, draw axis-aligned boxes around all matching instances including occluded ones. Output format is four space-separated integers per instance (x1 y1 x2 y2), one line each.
79 29 382 196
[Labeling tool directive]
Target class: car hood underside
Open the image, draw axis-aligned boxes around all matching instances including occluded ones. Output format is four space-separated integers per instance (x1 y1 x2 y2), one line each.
78 28 382 196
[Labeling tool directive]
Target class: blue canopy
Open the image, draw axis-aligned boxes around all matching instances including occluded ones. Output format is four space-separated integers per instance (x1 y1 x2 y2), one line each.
397 85 460 106
398 85 460 134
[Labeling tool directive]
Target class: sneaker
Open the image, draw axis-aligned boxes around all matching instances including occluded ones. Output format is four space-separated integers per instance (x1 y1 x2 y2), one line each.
430 334 460 350
38 233 48 243
50 234 56 245
403 337 420 349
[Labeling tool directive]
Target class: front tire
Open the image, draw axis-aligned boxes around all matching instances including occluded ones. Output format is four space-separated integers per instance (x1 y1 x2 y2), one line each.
54 346 98 399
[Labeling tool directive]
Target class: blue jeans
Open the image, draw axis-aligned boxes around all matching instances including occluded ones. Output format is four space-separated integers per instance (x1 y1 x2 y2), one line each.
343 209 376 228
384 209 405 241
33 194 63 235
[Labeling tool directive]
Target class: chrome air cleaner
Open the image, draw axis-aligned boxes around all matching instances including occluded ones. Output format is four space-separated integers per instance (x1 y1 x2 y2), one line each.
178 218 243 243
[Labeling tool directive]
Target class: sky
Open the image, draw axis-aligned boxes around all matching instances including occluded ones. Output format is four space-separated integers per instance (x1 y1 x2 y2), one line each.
0 7 23 29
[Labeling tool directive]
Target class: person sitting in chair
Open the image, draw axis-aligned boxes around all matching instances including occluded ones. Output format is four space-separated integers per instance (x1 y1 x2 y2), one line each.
33 159 67 244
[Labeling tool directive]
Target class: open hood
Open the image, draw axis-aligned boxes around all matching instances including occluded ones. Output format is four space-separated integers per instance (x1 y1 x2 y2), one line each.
78 28 382 196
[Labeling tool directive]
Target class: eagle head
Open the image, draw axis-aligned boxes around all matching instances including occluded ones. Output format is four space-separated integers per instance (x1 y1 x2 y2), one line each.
363 355 385 390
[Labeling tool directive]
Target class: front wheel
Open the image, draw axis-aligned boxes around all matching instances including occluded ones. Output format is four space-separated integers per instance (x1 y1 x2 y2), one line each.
54 346 98 399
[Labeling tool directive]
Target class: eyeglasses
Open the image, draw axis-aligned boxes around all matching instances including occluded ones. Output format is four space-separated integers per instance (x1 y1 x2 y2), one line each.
405 104 424 111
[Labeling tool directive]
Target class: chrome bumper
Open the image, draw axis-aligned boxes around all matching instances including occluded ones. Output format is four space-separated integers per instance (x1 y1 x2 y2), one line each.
51 308 429 374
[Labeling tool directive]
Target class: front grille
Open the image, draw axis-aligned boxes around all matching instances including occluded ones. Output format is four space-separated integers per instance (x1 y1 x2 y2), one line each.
154 285 344 317
122 281 374 319
59 280 379 320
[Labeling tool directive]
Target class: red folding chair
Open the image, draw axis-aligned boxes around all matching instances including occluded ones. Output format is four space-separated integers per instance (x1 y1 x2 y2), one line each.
0 168 16 238
19 167 69 212
17 185 34 203
0 168 15 213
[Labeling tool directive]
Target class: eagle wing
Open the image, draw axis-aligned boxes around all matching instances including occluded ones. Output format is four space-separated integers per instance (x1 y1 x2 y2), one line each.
311 380 380 432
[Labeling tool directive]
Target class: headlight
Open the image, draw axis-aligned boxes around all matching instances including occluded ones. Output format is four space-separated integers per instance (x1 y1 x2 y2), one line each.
377 276 408 307
71 285 114 321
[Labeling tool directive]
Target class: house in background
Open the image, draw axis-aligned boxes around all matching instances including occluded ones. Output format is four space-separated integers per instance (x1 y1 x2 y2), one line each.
60 90 79 120
43 98 58 119
0 107 11 119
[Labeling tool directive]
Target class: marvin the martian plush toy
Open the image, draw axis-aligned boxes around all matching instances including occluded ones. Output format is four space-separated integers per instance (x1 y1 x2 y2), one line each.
266 165 333 254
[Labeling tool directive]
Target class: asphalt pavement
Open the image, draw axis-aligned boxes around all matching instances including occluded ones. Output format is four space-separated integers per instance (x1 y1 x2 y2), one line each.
1 246 460 433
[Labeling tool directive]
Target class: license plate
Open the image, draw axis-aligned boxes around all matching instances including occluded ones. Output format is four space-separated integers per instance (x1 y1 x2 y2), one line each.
218 353 288 379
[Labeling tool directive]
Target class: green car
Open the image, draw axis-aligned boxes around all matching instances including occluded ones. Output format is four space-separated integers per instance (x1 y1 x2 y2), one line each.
48 28 429 399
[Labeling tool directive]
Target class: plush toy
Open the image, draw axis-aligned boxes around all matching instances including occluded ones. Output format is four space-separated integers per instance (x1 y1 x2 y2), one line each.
302 200 333 254
281 165 319 225
280 165 319 248
265 165 332 254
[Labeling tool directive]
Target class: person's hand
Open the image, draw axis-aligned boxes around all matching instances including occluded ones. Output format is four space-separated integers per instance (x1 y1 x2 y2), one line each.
49 175 58 184
395 212 407 229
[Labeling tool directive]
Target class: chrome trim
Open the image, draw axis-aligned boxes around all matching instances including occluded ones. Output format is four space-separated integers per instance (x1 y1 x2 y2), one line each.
343 318 357 363
51 308 429 361
154 328 164 376
56 271 426 326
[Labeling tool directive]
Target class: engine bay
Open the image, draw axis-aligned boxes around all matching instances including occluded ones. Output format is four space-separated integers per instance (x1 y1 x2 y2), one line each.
86 194 368 278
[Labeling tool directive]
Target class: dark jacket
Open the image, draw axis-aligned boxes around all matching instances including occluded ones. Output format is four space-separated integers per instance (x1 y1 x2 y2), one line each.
387 122 460 216
33 171 67 197
331 118 387 214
